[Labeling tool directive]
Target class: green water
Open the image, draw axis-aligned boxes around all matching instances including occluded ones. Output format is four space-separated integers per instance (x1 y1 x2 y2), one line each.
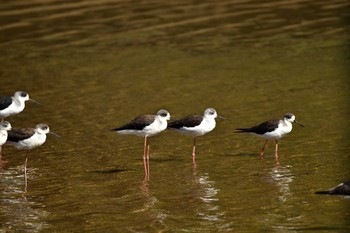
0 0 349 232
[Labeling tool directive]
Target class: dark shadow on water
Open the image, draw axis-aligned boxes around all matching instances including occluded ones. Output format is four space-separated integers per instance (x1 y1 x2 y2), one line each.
90 168 128 174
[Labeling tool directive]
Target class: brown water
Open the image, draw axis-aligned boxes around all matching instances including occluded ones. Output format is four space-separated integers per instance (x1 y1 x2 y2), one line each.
0 0 349 232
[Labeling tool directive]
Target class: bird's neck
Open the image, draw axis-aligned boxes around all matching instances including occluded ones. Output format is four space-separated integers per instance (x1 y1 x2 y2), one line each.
12 97 25 107
155 116 166 125
0 130 7 136
35 131 46 136
282 119 292 128
203 117 216 129
204 116 215 123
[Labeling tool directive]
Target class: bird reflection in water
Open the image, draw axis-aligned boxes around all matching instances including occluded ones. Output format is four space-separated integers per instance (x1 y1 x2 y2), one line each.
192 162 225 224
0 167 50 232
268 164 294 202
137 179 168 232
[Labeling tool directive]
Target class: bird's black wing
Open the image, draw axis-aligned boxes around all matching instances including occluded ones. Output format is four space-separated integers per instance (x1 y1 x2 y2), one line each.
168 115 203 129
236 120 279 135
7 128 35 142
112 115 156 131
0 96 12 111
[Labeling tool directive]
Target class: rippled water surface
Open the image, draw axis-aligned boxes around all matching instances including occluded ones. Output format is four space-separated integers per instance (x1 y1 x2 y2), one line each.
0 0 349 232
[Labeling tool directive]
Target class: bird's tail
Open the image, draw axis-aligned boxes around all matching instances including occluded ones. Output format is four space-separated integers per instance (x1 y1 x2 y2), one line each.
235 128 251 133
314 190 330 195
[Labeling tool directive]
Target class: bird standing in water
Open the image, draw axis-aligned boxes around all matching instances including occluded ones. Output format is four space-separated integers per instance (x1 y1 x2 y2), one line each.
167 108 223 163
236 113 304 163
112 109 171 179
7 123 60 193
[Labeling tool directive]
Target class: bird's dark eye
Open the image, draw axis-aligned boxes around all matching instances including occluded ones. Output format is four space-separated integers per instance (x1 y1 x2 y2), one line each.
20 92 28 97
161 113 168 117
41 126 48 130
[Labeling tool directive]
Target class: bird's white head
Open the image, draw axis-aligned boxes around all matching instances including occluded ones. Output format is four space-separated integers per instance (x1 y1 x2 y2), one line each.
35 123 50 135
14 91 40 105
284 113 295 123
204 108 218 119
0 121 11 131
284 113 304 127
157 109 171 121
14 91 30 102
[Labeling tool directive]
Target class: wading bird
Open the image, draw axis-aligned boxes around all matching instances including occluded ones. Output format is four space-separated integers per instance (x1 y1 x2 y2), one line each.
167 108 223 163
7 123 60 193
112 109 171 179
236 113 303 162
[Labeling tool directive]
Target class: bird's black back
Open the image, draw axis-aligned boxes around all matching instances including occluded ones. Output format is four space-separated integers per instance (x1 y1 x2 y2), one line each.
7 128 35 142
0 96 12 111
168 115 203 129
112 115 156 131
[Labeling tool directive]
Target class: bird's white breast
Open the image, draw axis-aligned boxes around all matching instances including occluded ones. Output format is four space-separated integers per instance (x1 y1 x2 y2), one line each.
142 116 168 136
0 130 8 145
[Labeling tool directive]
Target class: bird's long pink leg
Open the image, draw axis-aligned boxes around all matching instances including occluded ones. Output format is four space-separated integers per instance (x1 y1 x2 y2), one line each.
274 140 279 164
143 136 148 178
24 150 29 194
192 137 196 163
260 140 268 158
146 138 150 179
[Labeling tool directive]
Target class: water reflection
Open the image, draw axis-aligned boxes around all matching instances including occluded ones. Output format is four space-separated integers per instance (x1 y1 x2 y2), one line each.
264 164 304 232
192 163 225 225
137 180 168 232
0 167 50 232
136 162 226 231
268 164 294 202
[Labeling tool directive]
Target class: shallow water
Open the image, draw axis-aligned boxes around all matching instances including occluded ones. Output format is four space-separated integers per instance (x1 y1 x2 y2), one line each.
0 0 349 232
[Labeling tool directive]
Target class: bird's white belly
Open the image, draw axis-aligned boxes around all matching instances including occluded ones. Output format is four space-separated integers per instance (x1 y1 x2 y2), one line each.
118 119 167 137
179 119 216 137
259 123 292 140
14 134 46 150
